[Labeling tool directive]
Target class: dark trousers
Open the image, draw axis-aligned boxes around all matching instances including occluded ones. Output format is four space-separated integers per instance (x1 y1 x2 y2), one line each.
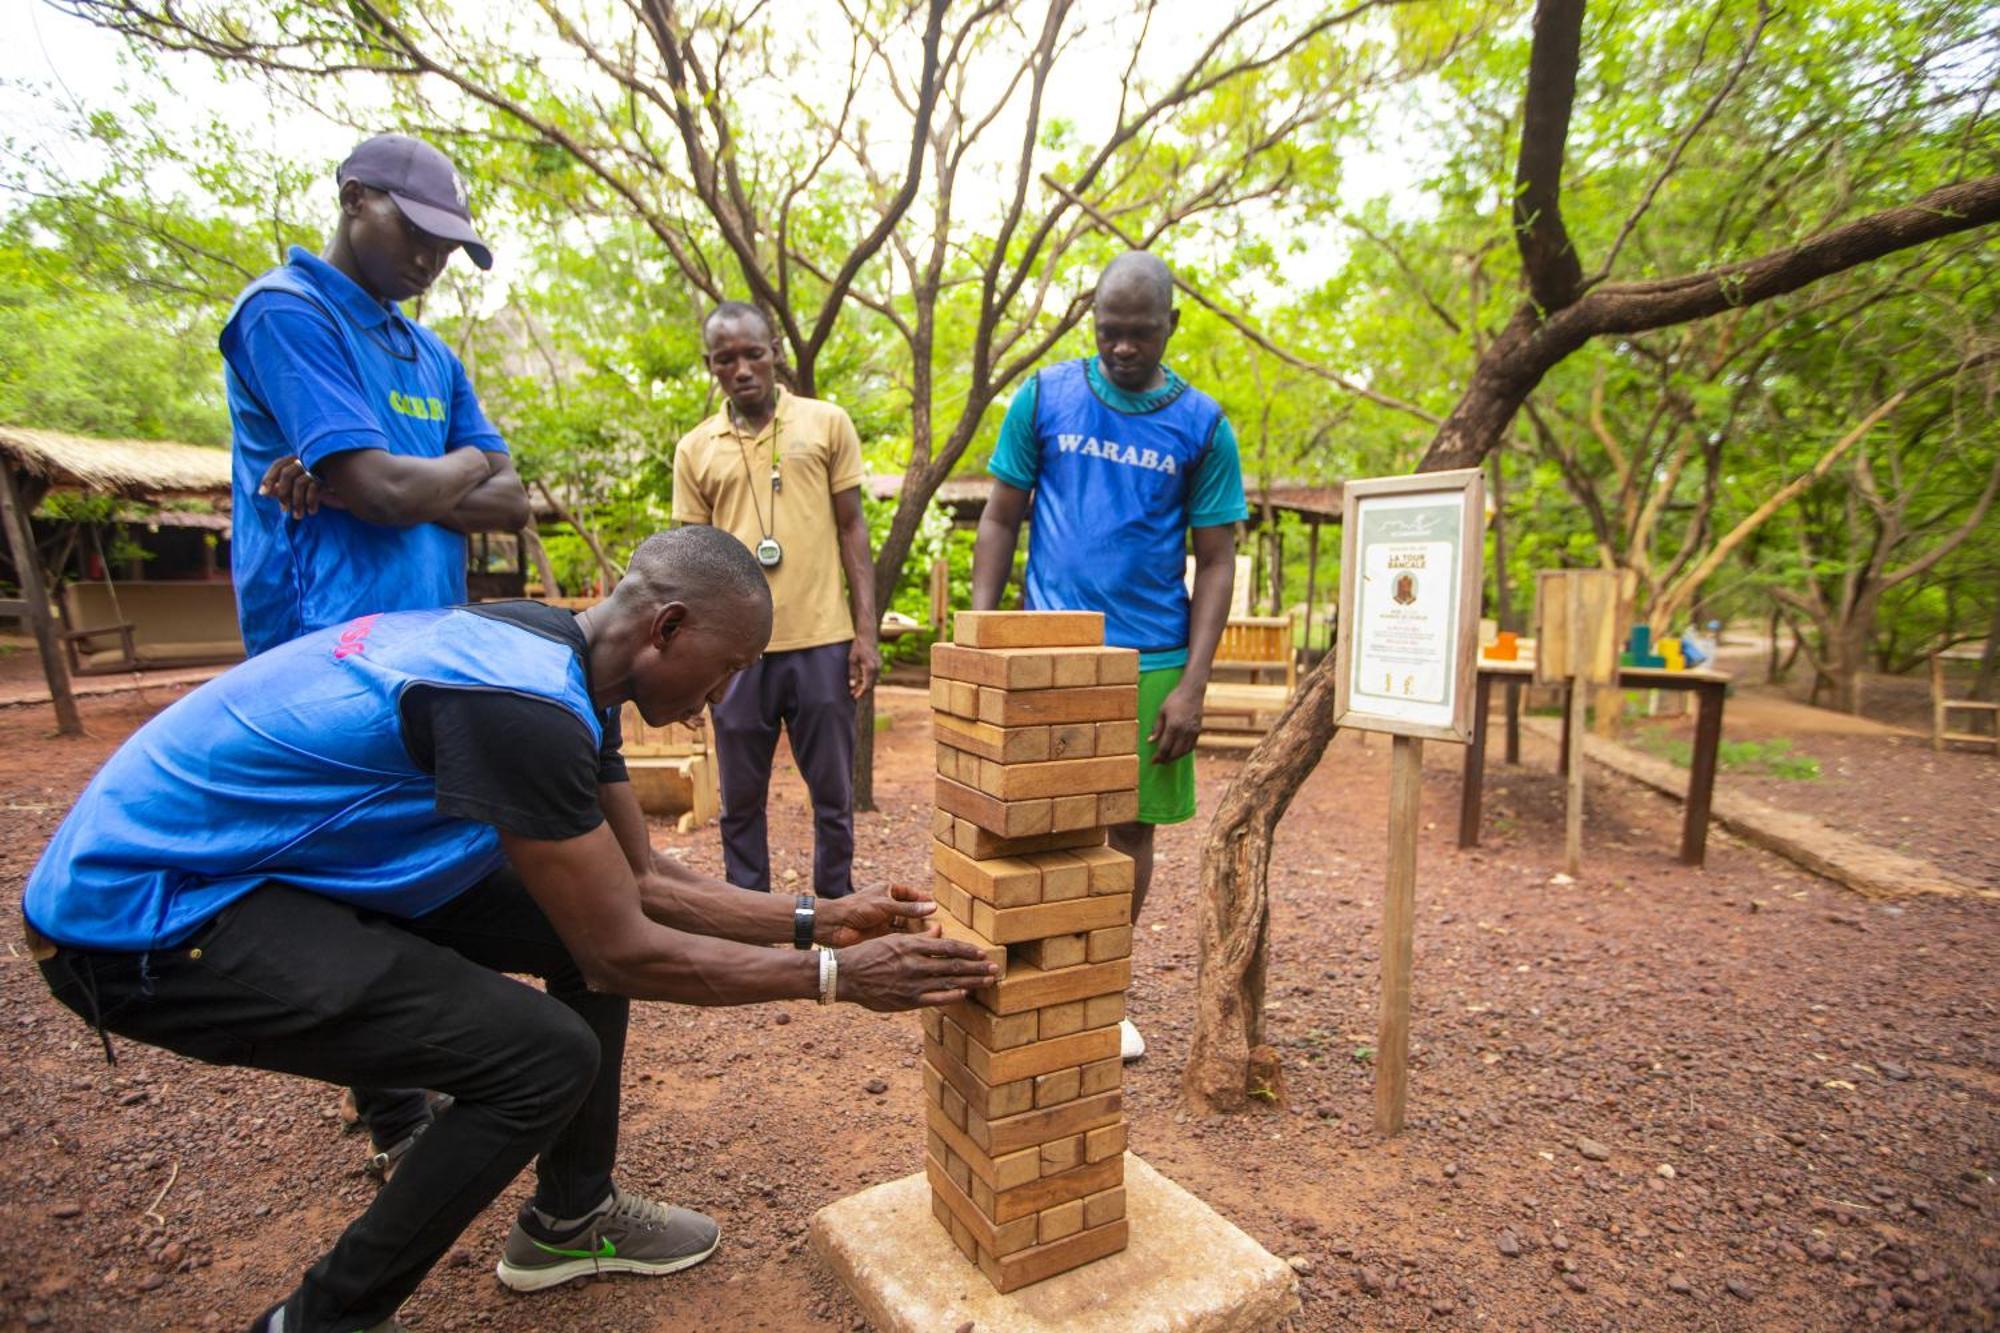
711 639 856 898
40 872 625 1333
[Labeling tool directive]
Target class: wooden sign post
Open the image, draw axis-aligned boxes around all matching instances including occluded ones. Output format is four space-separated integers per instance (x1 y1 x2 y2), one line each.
1533 570 1623 877
1333 469 1485 1136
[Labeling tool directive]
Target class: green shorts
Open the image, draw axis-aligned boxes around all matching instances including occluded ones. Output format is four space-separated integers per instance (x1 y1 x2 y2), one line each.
1136 666 1197 825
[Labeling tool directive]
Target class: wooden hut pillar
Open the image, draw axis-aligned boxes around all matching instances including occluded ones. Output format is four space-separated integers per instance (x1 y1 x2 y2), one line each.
0 465 80 735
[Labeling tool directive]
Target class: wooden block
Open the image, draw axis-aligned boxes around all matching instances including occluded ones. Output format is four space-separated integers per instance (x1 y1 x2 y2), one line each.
931 679 980 718
962 1023 1121 1086
938 1014 967 1063
933 840 1043 908
931 898 1007 973
927 1033 1033 1119
936 776 1052 839
926 1154 1039 1257
940 1081 969 1132
1048 722 1096 759
970 1151 1124 1224
978 684 1137 727
1097 649 1139 685
1085 1120 1127 1163
979 1217 1129 1296
1050 652 1102 689
949 1213 978 1263
1037 999 1086 1039
931 806 956 842
943 1146 972 1196
1087 925 1132 963
1015 933 1086 971
921 1008 944 1042
932 1187 953 1232
1083 1185 1126 1229
927 1102 1041 1190
1078 1057 1121 1097
1040 1133 1084 1176
973 955 1131 1016
1098 787 1139 824
934 742 958 782
949 819 1105 861
928 1127 949 1165
968 754 1138 802
966 1087 1121 1157
1034 1067 1080 1108
954 610 1104 649
932 642 1056 691
942 998 1038 1052
931 871 974 928
1095 719 1138 755
1039 1198 1084 1244
1082 992 1125 1030
1050 793 1098 831
1028 850 1089 902
970 893 1130 946
934 713 1050 764
1071 845 1136 895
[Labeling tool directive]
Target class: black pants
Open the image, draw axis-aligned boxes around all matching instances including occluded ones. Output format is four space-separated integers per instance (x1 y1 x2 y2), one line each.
711 639 856 897
39 872 626 1332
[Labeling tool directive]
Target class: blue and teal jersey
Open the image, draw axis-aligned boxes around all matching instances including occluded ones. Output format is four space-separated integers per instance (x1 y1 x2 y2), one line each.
221 246 507 656
21 607 599 953
989 358 1248 669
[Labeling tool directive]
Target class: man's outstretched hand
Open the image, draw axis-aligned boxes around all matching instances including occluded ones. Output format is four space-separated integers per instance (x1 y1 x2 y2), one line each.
837 930 997 1011
820 881 935 948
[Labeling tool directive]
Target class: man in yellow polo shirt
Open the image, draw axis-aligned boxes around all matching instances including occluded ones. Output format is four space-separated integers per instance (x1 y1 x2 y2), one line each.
673 301 878 898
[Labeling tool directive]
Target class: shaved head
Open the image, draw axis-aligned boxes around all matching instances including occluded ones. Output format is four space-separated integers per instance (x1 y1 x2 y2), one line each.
1095 251 1175 318
615 526 772 643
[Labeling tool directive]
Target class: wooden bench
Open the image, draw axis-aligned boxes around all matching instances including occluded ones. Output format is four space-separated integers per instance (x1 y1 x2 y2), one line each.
1201 616 1297 747
58 580 244 676
1931 653 1998 754
621 704 722 831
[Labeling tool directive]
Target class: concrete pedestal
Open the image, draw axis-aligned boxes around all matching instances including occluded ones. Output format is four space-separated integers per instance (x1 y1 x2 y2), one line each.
810 1154 1298 1332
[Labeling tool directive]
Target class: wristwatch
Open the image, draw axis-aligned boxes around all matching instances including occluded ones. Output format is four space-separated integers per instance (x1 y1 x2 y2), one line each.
793 894 816 950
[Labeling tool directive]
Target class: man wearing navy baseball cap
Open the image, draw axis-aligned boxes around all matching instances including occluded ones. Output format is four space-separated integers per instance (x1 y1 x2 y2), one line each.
218 134 530 1184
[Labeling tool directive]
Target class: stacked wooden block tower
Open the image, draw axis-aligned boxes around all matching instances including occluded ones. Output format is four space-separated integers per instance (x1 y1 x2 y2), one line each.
920 610 1139 1293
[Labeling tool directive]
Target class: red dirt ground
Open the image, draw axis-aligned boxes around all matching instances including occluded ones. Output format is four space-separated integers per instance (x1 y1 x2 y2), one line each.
0 683 1995 1331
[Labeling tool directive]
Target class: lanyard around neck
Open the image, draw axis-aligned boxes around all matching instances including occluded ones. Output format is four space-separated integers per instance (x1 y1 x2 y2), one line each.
733 408 782 542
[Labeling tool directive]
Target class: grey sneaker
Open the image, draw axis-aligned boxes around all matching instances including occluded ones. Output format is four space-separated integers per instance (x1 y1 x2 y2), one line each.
494 1186 720 1292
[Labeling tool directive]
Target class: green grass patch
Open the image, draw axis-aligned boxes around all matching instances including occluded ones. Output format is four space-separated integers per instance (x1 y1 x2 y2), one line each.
1632 727 1820 780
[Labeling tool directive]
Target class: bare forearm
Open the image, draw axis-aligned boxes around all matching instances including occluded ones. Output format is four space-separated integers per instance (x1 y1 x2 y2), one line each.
328 447 490 527
971 515 1018 610
440 478 530 533
838 520 877 648
1183 536 1237 687
599 927 820 1005
638 862 804 946
599 782 654 878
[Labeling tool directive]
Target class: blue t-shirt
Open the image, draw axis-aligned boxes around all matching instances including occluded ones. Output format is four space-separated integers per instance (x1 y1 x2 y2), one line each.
220 247 507 656
990 358 1248 670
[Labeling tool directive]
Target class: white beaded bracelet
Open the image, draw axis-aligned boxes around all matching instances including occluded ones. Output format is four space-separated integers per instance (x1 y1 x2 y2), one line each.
817 947 839 1006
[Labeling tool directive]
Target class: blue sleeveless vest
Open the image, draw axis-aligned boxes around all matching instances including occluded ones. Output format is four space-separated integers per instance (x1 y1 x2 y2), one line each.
222 253 472 655
22 608 601 952
1023 359 1225 655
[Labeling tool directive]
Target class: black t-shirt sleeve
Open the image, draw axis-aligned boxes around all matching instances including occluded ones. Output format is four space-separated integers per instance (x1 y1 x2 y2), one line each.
597 704 628 786
402 685 606 841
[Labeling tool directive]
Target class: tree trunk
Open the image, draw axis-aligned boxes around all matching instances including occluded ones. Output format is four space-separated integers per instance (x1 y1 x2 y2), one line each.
851 465 937 813
1184 664 1339 1113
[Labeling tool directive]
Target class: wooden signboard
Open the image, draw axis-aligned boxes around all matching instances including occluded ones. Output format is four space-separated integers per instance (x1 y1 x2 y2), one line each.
1333 470 1486 743
1331 469 1485 1138
1532 570 1625 877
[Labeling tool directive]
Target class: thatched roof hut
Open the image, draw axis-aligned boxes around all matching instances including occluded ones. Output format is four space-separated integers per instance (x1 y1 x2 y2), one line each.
0 427 231 503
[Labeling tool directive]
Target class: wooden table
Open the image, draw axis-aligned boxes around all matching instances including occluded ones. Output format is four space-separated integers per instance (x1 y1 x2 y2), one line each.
1458 659 1731 866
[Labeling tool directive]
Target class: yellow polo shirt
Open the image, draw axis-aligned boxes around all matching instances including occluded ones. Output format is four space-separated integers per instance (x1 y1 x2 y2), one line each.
671 388 865 653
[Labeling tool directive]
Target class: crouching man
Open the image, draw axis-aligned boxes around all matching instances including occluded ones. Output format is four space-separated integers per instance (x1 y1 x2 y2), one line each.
21 526 993 1333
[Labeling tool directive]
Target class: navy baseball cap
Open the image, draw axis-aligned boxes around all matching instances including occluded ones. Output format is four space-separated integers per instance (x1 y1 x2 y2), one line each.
336 134 493 271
